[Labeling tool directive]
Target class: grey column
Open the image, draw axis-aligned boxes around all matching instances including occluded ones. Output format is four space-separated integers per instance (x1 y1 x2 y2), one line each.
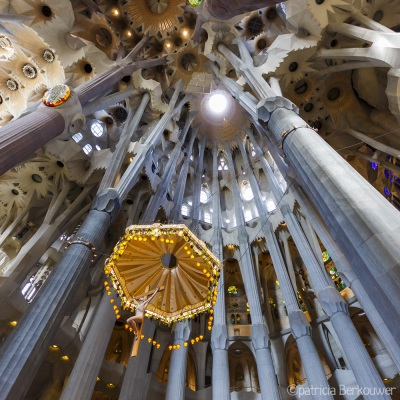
216 41 400 348
0 84 178 398
237 138 332 399
224 143 280 400
60 291 118 400
170 127 198 222
0 206 114 400
282 205 389 400
257 151 391 398
0 108 65 176
210 142 230 400
165 320 191 400
119 320 157 400
190 135 206 227
292 183 400 371
141 119 192 223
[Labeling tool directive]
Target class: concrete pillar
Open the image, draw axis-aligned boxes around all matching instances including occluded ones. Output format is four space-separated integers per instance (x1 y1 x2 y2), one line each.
292 183 400 370
224 143 280 400
190 135 206 227
0 108 65 176
215 40 400 350
237 138 332 399
0 206 113 400
119 320 157 400
210 141 230 400
60 292 118 400
165 321 191 400
169 127 198 222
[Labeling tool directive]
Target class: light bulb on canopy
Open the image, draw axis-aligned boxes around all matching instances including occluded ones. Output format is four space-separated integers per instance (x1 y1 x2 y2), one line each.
105 224 221 325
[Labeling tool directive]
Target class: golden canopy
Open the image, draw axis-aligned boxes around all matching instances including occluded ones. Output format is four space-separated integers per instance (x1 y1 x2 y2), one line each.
104 224 221 324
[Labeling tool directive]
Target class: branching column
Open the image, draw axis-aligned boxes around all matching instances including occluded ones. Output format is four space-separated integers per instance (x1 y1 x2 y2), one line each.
237 139 333 399
141 116 192 223
292 183 400 371
259 156 390 400
190 135 206 227
210 142 230 400
215 40 400 351
224 143 280 400
0 87 183 400
169 127 198 222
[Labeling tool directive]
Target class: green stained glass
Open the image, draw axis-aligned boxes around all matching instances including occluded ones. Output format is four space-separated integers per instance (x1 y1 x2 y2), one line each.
188 0 202 6
322 250 331 263
228 285 238 294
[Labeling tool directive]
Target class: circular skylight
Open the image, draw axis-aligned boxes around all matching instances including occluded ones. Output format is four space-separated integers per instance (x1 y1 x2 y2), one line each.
208 93 228 114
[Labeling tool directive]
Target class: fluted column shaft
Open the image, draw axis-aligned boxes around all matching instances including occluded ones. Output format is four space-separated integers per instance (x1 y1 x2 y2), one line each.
0 108 64 176
257 150 390 397
190 135 206 227
210 142 230 400
60 291 117 400
237 139 332 399
141 121 191 222
170 128 197 222
224 143 280 400
217 42 400 352
292 183 400 371
165 321 191 400
0 209 111 400
99 93 150 192
119 320 157 400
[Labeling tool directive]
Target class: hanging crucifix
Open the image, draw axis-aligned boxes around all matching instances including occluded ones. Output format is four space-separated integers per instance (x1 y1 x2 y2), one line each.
127 286 164 357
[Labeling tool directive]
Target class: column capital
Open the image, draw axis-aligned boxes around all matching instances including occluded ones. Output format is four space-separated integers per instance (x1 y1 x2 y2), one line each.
211 324 229 351
251 323 270 351
91 188 121 223
39 85 85 138
257 96 299 123
317 286 349 317
173 320 191 342
289 310 311 339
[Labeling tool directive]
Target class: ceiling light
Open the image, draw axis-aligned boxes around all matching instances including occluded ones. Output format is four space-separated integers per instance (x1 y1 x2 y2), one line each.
9 321 17 327
112 9 119 16
208 93 227 114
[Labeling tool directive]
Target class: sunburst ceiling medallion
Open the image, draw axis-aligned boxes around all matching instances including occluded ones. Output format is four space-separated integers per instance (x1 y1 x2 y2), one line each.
105 224 221 323
122 0 186 37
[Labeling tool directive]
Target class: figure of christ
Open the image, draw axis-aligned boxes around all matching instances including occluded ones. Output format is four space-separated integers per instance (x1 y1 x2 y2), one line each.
126 287 161 340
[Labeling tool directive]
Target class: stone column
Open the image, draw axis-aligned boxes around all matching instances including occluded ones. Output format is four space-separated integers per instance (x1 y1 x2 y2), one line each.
0 84 179 397
292 183 400 371
210 142 230 400
75 37 162 104
282 205 389 399
0 108 65 176
224 143 280 400
190 135 206 227
98 93 150 192
257 149 391 397
141 117 192 222
119 320 157 400
237 138 332 399
165 320 191 400
0 201 116 400
215 40 400 348
169 127 198 222
60 291 118 400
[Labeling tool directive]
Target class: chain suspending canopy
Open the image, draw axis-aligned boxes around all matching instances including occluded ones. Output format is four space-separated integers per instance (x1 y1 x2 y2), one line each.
105 224 221 324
